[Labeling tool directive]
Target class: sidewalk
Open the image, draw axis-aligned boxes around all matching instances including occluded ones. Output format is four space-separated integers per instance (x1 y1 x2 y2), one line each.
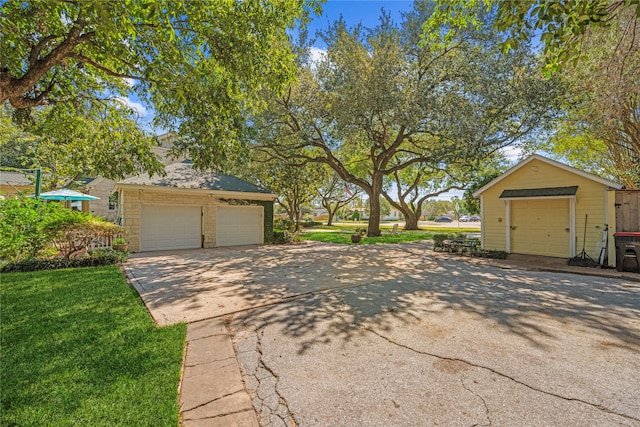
179 318 258 427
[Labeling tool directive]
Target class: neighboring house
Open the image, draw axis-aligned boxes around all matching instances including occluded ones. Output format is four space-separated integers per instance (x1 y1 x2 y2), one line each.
473 154 622 266
383 208 402 221
116 160 277 252
80 132 185 220
0 171 34 198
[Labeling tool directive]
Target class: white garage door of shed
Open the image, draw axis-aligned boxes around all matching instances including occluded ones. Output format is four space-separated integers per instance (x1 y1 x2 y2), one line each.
217 205 263 246
141 205 202 251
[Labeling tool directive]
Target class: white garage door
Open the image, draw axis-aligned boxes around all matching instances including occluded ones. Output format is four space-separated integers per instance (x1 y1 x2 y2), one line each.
217 205 263 247
141 205 202 251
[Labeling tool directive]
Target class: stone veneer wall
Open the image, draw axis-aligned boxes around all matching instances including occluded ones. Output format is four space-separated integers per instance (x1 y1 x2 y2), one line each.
120 188 273 252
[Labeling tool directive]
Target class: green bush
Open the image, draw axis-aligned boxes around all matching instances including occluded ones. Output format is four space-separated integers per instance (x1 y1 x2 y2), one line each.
272 230 290 244
484 250 509 259
0 197 63 260
301 219 322 228
1 250 129 273
274 218 296 232
44 211 125 259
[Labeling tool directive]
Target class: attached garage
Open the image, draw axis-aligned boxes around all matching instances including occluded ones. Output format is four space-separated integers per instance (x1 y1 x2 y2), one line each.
473 154 621 266
216 205 264 247
117 161 277 252
141 205 202 251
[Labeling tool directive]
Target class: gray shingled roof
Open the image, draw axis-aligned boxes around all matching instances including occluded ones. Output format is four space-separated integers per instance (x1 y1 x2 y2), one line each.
1 171 33 186
119 161 273 194
499 186 578 198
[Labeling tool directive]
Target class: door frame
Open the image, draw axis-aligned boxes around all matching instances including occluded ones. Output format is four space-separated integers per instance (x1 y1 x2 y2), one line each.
504 196 576 257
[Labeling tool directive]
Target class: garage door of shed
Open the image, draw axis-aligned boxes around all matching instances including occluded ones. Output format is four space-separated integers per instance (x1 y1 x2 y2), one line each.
511 199 570 258
141 205 202 251
216 205 263 246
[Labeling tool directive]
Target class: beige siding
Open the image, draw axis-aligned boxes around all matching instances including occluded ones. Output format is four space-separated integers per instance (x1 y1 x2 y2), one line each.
481 158 612 260
83 178 118 220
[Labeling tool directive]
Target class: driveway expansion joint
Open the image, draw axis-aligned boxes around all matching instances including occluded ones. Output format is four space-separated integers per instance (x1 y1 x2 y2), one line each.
361 324 640 423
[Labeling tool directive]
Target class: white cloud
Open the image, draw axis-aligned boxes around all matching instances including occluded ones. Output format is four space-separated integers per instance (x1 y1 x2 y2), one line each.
309 47 327 66
115 96 147 117
501 145 523 162
123 78 136 87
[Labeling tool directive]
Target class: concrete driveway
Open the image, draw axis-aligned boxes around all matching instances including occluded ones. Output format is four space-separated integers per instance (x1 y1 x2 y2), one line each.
125 242 640 426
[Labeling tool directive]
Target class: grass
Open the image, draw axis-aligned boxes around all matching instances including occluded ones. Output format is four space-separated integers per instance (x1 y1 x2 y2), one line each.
302 224 480 245
1 266 186 426
302 231 436 245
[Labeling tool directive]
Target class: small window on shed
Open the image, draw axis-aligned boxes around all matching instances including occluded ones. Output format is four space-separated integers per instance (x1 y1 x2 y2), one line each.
108 192 118 211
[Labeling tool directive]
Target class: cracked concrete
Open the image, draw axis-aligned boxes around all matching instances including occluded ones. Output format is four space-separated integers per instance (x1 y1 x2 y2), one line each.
179 318 259 426
126 242 640 426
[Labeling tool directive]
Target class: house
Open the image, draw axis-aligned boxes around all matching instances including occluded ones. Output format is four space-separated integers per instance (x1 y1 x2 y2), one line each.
0 171 34 198
473 154 622 265
383 208 403 221
80 132 185 220
116 160 277 252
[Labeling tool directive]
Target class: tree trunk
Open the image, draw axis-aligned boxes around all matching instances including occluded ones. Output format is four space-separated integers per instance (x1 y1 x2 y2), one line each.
367 174 383 237
403 210 420 230
322 199 335 226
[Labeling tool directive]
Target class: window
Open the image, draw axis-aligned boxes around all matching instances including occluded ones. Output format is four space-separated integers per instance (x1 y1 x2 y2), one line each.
108 192 118 211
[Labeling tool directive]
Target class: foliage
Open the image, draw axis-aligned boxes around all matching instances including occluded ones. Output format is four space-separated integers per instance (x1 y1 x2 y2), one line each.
0 266 185 425
424 0 640 72
543 9 640 188
0 197 63 260
0 0 321 173
315 169 361 226
272 230 291 244
254 5 563 237
462 169 505 214
1 248 128 273
274 218 297 232
483 250 509 259
43 211 125 259
0 196 124 261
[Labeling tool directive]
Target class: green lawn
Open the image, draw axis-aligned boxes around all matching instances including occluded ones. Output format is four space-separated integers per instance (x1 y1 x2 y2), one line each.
302 225 479 245
1 266 186 426
302 231 436 245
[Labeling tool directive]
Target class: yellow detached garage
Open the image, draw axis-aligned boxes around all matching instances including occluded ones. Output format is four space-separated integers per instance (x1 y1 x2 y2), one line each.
473 154 622 265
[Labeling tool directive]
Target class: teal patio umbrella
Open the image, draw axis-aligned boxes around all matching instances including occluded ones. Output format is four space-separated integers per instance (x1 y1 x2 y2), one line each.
31 188 100 201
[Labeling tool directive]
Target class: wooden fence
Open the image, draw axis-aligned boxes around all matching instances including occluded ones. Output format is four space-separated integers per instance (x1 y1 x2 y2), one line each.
615 190 640 232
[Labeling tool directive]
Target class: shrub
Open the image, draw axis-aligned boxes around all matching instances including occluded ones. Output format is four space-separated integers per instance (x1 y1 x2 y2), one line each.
274 218 296 232
272 230 290 244
484 250 509 259
301 219 322 228
44 211 125 259
1 250 129 273
0 197 64 260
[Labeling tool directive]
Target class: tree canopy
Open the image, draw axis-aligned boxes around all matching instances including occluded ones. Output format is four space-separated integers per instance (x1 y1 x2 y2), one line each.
1 0 320 177
424 0 640 71
253 4 563 235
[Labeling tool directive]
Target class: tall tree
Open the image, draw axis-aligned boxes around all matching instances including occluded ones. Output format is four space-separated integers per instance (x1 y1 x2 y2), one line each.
315 170 361 226
1 0 320 174
545 8 640 187
425 0 640 71
382 162 468 229
254 5 562 236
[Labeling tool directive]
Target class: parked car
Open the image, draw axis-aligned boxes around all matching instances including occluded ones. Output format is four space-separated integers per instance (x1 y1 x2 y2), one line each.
434 216 453 223
459 215 470 222
469 215 481 222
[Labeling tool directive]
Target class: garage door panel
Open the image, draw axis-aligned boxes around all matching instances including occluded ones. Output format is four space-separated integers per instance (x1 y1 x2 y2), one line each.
142 205 202 251
511 199 569 258
217 206 263 247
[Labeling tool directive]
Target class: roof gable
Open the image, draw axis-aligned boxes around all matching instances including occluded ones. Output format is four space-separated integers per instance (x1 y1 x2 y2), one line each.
473 154 622 197
118 161 273 195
